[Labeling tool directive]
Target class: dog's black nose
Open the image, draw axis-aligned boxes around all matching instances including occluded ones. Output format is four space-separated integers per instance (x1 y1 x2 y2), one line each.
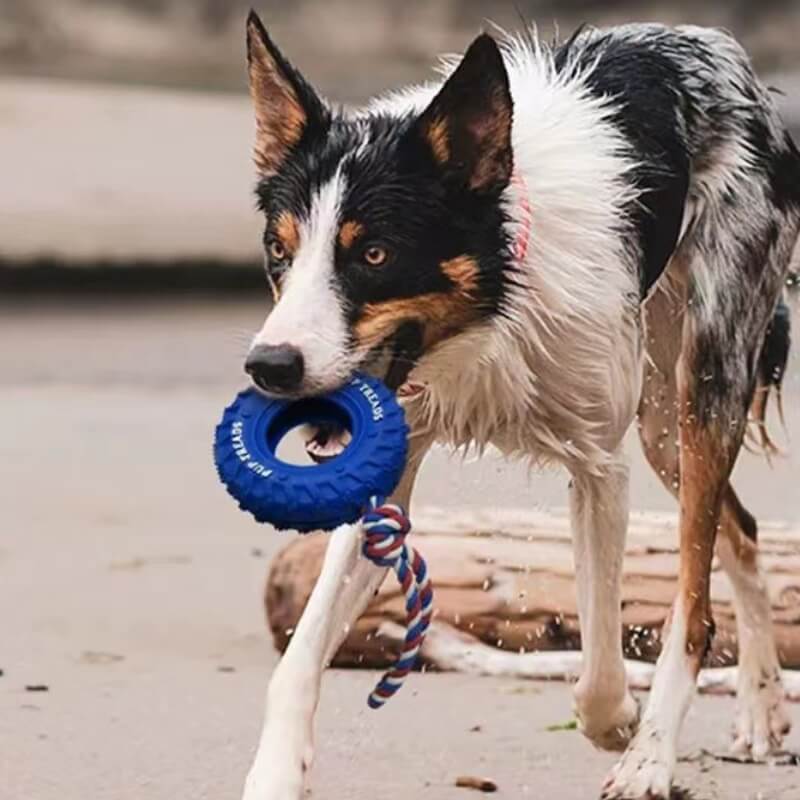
245 344 305 393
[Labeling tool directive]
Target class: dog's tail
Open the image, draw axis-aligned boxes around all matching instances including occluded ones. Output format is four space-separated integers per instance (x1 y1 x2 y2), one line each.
748 297 791 458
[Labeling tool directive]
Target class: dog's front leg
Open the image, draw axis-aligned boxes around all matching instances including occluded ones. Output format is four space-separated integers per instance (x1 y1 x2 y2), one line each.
242 427 433 800
241 521 383 800
569 456 639 751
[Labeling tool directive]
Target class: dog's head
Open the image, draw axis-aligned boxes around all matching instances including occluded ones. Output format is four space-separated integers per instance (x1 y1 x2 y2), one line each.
244 11 515 398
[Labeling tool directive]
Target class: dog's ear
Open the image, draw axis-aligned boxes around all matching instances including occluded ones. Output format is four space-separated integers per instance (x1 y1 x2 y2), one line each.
416 34 513 194
246 11 327 176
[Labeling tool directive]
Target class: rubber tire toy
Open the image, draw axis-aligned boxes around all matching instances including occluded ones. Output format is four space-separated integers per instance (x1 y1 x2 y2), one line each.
214 374 409 532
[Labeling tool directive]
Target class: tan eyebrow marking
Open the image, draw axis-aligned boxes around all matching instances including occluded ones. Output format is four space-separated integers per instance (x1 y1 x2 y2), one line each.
338 220 365 250
274 210 300 256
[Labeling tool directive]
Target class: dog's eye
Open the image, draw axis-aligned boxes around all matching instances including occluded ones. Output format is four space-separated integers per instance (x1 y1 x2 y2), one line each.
269 240 288 262
362 245 389 267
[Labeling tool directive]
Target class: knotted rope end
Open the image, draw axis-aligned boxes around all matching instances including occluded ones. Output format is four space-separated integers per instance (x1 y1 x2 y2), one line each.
361 497 433 708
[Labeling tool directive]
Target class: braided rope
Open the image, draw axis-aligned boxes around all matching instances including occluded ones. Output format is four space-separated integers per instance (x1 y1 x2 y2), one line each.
361 496 433 709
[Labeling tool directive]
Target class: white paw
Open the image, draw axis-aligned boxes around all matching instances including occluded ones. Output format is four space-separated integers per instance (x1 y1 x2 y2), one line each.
575 689 640 752
242 755 305 800
242 724 311 800
731 666 791 761
601 724 674 800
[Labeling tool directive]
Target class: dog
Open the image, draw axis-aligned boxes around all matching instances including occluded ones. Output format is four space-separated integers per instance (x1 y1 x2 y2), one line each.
240 11 800 800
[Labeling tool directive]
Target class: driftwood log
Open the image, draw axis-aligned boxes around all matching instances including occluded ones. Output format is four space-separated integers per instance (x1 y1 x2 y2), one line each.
265 508 800 669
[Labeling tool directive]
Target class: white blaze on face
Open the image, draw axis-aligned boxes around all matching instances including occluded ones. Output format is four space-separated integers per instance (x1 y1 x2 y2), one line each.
251 171 351 393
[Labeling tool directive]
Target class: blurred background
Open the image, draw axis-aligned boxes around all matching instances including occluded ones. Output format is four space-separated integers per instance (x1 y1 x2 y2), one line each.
2 0 800 270
4 0 800 95
2 5 800 799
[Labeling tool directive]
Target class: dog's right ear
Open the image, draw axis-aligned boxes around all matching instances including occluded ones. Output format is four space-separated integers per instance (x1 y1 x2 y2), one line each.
415 33 513 194
246 10 327 176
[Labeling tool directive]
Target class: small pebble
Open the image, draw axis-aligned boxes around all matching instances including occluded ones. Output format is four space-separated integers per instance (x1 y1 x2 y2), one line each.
455 776 498 793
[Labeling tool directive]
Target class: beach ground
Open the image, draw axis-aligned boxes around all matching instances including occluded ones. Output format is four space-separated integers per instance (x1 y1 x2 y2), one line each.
2 296 799 799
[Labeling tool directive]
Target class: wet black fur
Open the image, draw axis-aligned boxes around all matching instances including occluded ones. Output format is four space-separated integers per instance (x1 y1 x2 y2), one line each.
254 33 515 385
252 18 800 409
759 298 791 390
555 30 690 296
554 25 800 424
256 110 513 384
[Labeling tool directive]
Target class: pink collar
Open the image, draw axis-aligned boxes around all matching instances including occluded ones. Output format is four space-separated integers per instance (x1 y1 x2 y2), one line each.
511 171 533 264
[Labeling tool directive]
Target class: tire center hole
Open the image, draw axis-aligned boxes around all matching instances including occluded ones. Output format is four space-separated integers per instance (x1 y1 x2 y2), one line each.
267 398 353 467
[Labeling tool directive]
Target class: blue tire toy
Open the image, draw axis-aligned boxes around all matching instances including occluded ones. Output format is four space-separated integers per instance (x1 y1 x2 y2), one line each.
214 374 409 532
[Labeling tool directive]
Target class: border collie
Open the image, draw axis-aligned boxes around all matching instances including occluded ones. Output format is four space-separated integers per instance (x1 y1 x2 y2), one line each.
240 11 799 799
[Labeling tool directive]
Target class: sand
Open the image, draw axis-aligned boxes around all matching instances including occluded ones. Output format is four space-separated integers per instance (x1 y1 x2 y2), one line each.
1 296 799 799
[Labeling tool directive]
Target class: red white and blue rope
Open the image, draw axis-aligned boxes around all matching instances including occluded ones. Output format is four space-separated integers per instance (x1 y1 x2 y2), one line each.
361 496 433 709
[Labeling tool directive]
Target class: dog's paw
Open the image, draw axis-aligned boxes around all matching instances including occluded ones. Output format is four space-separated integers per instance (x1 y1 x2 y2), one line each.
731 666 791 761
600 724 673 800
574 685 640 752
303 422 350 463
241 723 311 800
242 756 306 800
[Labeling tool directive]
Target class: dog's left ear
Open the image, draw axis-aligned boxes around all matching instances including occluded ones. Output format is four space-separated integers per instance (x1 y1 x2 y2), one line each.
416 34 513 194
246 11 328 176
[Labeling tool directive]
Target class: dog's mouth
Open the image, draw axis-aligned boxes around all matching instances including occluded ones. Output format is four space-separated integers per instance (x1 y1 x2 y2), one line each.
365 320 425 392
304 422 352 463
303 382 424 464
303 327 427 464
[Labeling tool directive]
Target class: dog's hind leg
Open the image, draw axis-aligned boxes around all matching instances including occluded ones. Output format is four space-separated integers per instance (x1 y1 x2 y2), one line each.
241 428 433 800
569 457 640 751
642 435 791 761
638 275 792 765
716 487 791 759
607 308 747 797
605 207 798 799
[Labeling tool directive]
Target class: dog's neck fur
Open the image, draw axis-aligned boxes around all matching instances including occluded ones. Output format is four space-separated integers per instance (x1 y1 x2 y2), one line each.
374 36 645 470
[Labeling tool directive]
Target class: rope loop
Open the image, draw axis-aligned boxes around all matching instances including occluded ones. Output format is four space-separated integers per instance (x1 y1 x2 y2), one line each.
361 496 433 708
